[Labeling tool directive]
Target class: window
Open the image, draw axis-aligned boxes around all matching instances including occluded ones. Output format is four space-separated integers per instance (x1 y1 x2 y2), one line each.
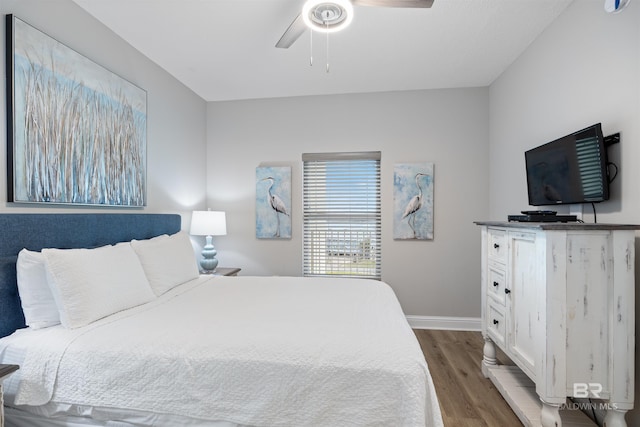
302 151 381 279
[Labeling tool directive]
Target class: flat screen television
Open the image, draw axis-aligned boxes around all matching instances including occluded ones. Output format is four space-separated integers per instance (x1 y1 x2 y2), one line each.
525 123 609 206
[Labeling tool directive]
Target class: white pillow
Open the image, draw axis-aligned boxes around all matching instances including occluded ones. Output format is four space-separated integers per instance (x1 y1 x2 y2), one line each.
131 231 199 296
43 243 156 329
16 249 61 329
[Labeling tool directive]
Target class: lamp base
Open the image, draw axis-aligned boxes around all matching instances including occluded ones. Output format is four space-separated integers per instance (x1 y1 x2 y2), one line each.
200 235 219 273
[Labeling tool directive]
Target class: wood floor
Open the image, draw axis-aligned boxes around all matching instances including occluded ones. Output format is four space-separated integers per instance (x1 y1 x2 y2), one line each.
414 329 522 427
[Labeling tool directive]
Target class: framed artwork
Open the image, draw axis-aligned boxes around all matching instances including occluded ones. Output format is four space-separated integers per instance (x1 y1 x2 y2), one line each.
256 166 291 239
6 15 147 206
393 162 434 240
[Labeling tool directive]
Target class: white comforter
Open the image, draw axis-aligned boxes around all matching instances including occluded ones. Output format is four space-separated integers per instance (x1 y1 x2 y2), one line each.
1 276 443 427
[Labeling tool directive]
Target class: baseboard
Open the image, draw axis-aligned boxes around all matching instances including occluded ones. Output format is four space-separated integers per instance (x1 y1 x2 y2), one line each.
406 315 482 331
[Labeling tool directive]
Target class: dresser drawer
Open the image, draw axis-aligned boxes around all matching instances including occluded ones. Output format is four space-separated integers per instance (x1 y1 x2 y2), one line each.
487 263 506 305
486 301 506 348
487 228 507 263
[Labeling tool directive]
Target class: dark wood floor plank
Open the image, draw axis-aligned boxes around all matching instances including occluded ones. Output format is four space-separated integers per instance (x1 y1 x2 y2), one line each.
422 338 480 419
415 329 522 427
442 340 521 426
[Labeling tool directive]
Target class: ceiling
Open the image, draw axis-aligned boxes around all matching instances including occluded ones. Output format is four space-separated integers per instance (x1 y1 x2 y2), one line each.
72 0 574 102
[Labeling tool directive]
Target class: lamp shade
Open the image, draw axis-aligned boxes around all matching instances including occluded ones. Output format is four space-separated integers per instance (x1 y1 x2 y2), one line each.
190 211 227 236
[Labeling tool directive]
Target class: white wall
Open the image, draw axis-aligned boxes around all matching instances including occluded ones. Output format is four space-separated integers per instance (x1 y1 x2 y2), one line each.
0 0 208 224
207 88 490 318
489 0 640 423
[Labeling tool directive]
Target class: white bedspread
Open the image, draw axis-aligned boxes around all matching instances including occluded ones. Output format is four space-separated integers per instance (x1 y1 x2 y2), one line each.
1 276 443 427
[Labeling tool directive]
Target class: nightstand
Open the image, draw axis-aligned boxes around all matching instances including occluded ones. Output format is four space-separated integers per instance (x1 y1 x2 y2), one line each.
213 267 241 276
1 364 19 427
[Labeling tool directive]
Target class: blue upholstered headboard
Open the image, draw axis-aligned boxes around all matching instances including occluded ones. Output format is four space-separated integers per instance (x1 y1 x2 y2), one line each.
0 213 182 338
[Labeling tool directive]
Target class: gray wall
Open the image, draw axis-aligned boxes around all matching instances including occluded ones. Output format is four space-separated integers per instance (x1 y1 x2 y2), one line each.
489 0 640 423
0 0 208 224
207 88 490 318
489 0 639 222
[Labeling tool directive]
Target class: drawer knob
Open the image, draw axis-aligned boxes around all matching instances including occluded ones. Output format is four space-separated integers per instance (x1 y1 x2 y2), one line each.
493 281 499 287
504 288 511 294
493 243 500 249
493 319 499 325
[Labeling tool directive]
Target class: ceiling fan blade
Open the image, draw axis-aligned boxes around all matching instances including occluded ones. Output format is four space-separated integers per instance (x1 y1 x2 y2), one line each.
275 13 307 49
352 0 434 7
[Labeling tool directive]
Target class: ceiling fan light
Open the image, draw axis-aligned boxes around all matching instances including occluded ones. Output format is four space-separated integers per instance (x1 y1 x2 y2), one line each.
302 0 354 33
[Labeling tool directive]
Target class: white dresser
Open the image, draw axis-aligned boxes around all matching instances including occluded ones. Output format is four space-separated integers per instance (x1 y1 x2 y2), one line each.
476 222 637 427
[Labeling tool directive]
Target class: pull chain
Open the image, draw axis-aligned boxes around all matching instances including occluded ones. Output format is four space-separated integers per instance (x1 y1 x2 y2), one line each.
326 22 330 73
309 29 313 66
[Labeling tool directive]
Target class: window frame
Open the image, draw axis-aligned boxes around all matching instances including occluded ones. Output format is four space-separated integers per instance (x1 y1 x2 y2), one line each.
302 151 381 279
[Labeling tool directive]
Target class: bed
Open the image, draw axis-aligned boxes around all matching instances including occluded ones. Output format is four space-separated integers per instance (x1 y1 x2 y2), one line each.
0 213 443 427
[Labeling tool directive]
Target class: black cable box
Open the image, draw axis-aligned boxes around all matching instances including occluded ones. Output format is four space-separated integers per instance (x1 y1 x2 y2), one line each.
508 214 578 223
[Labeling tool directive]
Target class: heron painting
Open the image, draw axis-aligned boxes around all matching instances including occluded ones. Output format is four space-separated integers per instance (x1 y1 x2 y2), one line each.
256 166 292 239
393 163 434 240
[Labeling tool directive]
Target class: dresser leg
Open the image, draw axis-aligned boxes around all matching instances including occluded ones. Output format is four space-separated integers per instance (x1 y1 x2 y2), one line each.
603 408 627 427
481 334 497 378
540 400 562 427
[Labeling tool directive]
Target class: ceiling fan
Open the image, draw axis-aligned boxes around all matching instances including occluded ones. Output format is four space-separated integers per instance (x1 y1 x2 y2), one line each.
276 0 434 49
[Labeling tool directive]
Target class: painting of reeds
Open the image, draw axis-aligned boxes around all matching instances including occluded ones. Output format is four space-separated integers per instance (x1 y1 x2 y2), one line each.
6 15 147 206
393 162 434 240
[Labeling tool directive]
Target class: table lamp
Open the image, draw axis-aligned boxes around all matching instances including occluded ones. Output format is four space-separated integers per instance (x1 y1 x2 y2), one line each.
190 210 227 273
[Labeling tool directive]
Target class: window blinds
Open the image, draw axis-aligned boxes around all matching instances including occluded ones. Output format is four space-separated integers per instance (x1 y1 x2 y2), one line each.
302 152 381 279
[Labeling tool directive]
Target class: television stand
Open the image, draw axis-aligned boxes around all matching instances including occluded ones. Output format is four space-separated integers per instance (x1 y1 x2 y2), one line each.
475 222 637 427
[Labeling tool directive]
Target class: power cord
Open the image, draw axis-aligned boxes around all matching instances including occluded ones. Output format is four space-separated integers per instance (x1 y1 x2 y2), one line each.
607 162 618 183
